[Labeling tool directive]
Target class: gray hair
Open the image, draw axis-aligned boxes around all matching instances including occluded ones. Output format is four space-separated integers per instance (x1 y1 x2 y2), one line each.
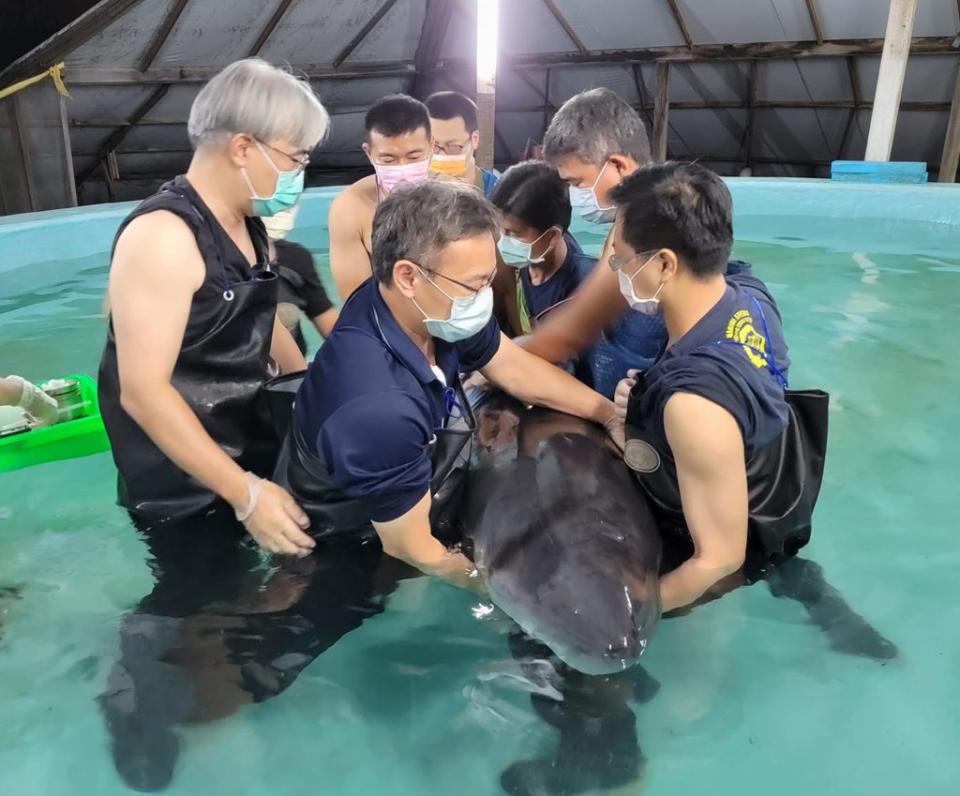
543 87 651 166
371 181 501 283
188 58 330 151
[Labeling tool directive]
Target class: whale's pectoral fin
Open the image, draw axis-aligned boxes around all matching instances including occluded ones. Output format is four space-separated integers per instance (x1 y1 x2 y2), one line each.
761 556 899 662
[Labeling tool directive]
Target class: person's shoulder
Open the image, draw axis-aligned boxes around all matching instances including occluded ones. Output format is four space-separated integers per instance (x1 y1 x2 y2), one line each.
113 210 201 275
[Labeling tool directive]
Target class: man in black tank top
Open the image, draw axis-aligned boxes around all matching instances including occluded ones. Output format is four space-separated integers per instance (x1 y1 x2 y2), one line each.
98 59 330 553
608 163 828 613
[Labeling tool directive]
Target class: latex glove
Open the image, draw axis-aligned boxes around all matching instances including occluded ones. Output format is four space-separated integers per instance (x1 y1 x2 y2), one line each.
601 405 626 453
7 376 59 427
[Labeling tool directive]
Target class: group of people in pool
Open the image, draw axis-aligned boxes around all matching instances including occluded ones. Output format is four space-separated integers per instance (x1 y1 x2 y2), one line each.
98 57 825 609
88 57 829 790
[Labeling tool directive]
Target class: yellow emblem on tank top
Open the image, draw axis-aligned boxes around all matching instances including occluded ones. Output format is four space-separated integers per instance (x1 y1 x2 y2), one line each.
725 309 767 369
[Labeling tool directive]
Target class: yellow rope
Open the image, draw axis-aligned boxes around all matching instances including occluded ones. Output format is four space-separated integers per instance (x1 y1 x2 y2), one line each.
0 62 71 102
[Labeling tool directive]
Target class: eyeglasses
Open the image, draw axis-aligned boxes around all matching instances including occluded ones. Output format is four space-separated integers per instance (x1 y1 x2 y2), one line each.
608 250 659 273
432 139 472 156
258 140 311 174
418 264 498 297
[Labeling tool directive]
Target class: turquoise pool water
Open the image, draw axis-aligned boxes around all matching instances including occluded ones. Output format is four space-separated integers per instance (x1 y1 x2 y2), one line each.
1 181 959 795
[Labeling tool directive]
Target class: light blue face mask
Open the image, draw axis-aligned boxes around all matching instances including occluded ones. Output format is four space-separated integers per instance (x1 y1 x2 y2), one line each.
569 161 617 226
497 228 556 268
242 140 305 217
412 267 494 342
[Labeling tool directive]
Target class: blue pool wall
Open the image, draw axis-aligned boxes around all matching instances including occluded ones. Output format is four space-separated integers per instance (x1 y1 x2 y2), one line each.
2 179 960 295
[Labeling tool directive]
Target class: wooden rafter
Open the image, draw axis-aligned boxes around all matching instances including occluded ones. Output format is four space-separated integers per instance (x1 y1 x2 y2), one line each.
0 0 146 85
666 0 694 49
541 0 587 54
332 0 402 68
138 0 191 72
248 0 297 57
77 85 171 185
742 60 759 169
412 0 456 96
804 0 825 46
653 62 670 160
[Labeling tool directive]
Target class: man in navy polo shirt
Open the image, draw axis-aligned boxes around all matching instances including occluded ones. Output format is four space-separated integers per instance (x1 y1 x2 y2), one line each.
278 181 621 589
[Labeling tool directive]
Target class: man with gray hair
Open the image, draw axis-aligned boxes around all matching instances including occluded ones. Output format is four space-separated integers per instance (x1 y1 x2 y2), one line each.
520 87 668 397
98 58 329 552
278 180 622 588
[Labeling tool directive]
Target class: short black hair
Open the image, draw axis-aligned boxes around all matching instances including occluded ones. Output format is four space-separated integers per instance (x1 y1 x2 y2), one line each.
364 94 431 141
489 161 572 233
371 181 501 284
609 162 733 278
425 91 478 132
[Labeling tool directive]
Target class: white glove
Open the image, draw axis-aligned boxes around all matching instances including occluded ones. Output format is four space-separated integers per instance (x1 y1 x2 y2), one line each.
7 376 59 427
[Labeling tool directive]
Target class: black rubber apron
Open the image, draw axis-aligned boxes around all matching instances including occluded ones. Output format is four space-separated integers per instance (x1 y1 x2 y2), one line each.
98 178 279 523
625 373 829 560
270 373 475 539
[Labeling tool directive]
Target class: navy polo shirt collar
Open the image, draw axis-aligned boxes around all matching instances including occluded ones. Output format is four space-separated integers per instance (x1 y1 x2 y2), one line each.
369 280 458 386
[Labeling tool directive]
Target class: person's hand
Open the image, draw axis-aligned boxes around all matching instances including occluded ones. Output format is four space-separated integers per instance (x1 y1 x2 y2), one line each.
237 478 315 557
613 368 641 423
7 376 59 427
602 410 626 453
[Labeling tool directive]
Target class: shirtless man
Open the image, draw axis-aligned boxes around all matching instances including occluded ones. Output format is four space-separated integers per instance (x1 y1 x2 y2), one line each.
328 94 432 302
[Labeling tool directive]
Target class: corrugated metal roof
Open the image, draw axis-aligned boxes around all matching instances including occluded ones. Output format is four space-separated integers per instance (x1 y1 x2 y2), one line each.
0 0 957 208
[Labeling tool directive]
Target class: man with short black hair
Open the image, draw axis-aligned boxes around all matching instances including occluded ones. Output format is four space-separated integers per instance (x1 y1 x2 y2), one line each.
279 181 622 589
329 94 433 302
490 160 595 334
425 90 498 195
609 162 828 613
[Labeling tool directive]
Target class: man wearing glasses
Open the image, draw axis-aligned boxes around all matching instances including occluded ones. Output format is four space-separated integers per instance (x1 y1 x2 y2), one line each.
425 91 498 196
98 59 329 554
278 181 622 588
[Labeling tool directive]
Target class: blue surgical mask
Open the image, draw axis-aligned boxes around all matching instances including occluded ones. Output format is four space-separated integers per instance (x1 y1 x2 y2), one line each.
412 268 494 342
497 228 556 268
570 161 616 226
242 141 305 217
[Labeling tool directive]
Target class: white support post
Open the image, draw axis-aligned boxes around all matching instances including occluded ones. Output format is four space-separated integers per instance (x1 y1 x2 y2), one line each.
864 0 918 161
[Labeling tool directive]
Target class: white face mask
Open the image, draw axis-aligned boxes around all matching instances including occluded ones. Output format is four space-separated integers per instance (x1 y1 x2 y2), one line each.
497 228 557 268
617 253 664 315
412 267 494 342
570 162 617 226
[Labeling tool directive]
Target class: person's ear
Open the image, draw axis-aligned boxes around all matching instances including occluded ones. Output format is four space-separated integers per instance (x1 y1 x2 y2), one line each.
228 133 255 168
361 141 372 160
609 154 633 179
470 130 480 150
658 249 680 281
392 260 419 296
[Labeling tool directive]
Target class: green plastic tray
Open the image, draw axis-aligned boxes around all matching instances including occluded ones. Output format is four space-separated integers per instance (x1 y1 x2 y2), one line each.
0 374 110 472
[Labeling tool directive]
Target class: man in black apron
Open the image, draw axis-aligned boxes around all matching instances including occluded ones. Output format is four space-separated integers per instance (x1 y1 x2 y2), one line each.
98 58 330 554
276 180 623 589
607 163 828 613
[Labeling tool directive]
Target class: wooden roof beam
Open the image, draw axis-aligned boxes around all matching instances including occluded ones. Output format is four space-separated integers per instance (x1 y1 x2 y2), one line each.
76 84 171 185
248 0 297 57
0 0 147 85
666 0 694 49
138 0 191 72
804 0 825 46
542 0 588 53
412 0 456 97
332 0 402 69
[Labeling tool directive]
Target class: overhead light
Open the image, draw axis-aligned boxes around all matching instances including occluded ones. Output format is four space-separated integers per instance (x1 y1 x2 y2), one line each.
476 0 499 90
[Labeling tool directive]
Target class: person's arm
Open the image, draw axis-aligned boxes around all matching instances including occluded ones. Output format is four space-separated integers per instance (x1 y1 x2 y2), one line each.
480 333 621 444
328 191 373 303
520 233 629 363
659 393 749 613
311 308 339 338
110 211 314 557
373 491 480 591
271 315 307 373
